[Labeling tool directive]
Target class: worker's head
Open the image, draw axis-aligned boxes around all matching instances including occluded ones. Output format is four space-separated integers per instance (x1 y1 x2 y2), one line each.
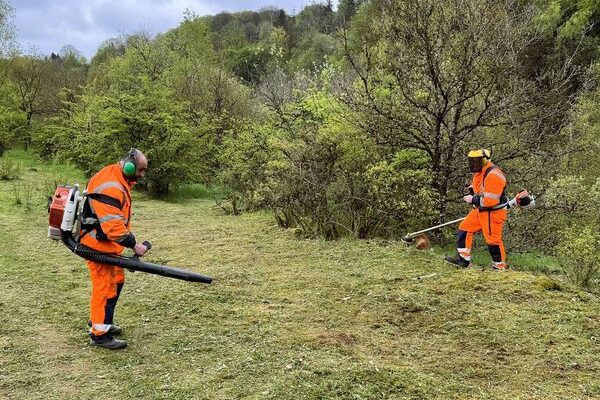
467 148 491 173
120 148 148 182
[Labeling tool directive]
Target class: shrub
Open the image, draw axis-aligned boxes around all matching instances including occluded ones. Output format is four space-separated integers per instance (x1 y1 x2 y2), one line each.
261 85 437 239
556 226 600 289
216 123 272 214
365 149 438 236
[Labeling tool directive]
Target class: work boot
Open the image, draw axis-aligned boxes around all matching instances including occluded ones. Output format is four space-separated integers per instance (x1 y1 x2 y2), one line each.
444 254 470 268
89 334 127 350
493 262 508 272
87 320 123 335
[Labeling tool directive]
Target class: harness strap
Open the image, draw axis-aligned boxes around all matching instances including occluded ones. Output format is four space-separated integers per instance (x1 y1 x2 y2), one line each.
79 193 124 241
86 192 123 209
477 166 508 212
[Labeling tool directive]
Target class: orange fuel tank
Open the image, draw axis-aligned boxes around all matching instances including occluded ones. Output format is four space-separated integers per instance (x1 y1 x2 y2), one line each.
48 185 71 240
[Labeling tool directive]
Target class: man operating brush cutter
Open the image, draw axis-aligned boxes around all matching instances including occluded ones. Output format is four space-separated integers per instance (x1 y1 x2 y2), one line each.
444 149 534 271
403 148 534 269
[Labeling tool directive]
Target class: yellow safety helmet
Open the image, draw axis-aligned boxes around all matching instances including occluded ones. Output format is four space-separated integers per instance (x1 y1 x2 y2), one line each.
467 149 491 173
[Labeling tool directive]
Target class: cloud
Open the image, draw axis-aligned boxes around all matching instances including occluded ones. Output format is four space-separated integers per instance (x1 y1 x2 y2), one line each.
13 0 313 59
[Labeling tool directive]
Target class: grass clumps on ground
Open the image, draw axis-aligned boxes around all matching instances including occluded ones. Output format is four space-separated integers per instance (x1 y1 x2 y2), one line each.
0 150 599 399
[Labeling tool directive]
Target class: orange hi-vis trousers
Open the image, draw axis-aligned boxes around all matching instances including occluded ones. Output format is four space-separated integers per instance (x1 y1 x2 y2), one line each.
457 208 508 268
87 260 125 336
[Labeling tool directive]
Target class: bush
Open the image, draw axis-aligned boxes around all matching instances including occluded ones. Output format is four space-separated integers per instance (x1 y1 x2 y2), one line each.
261 84 437 239
259 89 374 238
365 149 438 236
556 226 600 289
216 123 272 214
507 176 600 252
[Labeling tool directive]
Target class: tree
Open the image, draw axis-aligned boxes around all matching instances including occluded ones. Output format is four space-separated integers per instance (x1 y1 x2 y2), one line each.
90 36 127 72
166 16 259 177
525 0 600 94
255 67 437 238
296 3 335 35
340 0 571 219
0 83 24 156
337 0 357 25
55 34 201 195
0 0 15 90
8 55 47 150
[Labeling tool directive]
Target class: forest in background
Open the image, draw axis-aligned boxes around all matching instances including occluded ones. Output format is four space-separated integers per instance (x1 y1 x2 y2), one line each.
1 0 600 288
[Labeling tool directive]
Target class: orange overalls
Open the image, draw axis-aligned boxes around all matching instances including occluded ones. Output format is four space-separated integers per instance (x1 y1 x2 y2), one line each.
80 164 135 337
456 163 508 269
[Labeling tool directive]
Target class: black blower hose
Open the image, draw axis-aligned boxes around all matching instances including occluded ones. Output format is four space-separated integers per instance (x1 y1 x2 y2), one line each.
61 230 212 284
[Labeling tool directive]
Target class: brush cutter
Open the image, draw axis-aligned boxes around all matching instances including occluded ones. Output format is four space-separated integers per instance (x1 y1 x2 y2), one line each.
402 217 467 243
402 190 535 243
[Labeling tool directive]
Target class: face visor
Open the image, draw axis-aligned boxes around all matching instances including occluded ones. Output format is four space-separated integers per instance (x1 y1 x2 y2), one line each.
468 156 483 173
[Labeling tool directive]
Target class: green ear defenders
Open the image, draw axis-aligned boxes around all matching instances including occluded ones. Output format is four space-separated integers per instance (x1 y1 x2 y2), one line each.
122 148 138 178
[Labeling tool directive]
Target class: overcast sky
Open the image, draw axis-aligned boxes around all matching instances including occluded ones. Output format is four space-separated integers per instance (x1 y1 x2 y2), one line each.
13 0 317 59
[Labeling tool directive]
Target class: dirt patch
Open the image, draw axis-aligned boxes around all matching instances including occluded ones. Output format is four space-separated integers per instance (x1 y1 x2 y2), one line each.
313 331 358 347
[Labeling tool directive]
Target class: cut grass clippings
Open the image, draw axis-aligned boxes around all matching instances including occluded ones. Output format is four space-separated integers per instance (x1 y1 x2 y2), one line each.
0 149 599 399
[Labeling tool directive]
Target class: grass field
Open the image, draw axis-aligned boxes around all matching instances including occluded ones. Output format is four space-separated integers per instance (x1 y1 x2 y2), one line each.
1 150 599 399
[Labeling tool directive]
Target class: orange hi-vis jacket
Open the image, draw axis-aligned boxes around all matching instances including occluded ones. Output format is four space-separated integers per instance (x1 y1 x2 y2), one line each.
457 162 508 266
80 163 135 254
471 163 507 210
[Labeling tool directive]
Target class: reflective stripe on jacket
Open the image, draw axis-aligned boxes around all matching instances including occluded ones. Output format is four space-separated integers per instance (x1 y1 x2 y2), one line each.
80 163 133 254
471 163 507 209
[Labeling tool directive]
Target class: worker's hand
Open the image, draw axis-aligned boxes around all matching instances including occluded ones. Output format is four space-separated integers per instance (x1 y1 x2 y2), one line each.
133 243 148 257
463 195 473 204
467 185 474 195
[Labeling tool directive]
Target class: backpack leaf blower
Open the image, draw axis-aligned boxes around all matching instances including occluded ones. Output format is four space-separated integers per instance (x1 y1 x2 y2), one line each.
48 184 213 284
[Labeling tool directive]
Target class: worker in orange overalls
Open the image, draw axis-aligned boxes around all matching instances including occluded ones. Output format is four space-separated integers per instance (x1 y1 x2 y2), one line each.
445 149 509 271
80 148 148 349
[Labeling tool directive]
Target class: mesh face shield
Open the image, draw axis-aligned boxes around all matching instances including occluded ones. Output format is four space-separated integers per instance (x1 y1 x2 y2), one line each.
468 156 483 173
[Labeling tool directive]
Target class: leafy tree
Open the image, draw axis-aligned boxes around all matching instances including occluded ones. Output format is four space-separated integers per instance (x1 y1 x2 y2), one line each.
166 17 259 179
0 84 24 156
340 0 571 219
8 55 48 150
53 34 201 195
290 32 337 71
517 0 600 100
295 3 335 35
257 68 436 238
534 0 600 40
90 36 127 72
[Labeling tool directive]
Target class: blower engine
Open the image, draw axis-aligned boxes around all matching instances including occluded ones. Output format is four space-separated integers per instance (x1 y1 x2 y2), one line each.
48 185 71 240
48 184 212 284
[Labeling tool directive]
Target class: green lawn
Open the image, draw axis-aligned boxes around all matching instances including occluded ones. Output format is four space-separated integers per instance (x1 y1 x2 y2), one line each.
1 150 599 399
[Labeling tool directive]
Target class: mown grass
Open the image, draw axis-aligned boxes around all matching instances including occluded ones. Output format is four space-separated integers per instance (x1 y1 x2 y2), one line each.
436 241 562 275
162 183 219 203
1 149 599 399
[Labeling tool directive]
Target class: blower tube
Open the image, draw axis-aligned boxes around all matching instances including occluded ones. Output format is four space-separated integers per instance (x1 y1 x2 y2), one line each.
61 230 212 284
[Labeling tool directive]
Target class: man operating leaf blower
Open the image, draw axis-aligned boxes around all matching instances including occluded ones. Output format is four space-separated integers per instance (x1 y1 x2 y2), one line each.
444 149 532 271
81 148 149 349
48 148 213 349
